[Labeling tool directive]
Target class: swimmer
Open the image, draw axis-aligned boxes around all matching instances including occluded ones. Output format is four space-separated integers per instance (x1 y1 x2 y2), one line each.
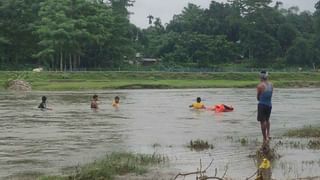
112 96 120 108
189 97 206 109
91 94 99 109
38 96 52 110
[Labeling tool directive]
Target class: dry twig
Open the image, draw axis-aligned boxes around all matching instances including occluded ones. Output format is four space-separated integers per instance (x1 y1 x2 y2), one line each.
173 159 227 180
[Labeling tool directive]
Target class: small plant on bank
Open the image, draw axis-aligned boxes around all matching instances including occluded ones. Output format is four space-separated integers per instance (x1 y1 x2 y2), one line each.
187 139 214 151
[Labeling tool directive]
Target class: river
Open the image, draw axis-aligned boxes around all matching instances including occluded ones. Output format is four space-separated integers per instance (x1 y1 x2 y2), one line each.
0 89 319 179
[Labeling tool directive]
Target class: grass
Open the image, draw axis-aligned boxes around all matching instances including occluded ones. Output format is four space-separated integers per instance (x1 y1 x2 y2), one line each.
38 152 167 180
284 126 320 138
0 71 320 91
254 144 281 165
307 140 320 149
240 138 248 146
187 139 214 151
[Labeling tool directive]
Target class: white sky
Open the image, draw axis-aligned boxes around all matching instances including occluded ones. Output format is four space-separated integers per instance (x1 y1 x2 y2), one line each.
129 0 318 28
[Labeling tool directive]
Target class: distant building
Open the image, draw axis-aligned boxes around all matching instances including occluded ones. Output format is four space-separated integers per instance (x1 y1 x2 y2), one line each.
140 58 159 66
134 53 160 66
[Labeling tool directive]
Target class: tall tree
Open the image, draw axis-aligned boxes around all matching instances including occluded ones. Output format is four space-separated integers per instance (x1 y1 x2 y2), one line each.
0 0 41 69
147 15 154 25
35 0 115 70
286 38 314 66
166 3 204 33
277 23 298 53
228 0 272 16
314 1 320 32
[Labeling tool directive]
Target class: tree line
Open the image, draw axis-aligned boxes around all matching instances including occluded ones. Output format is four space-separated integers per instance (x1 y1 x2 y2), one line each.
141 0 320 69
1 0 320 70
0 0 137 70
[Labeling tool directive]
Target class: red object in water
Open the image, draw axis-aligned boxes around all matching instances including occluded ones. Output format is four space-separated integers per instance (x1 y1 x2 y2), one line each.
211 104 234 112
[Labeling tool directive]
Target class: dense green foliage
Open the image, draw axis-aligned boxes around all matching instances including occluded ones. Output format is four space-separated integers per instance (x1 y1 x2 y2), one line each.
0 0 136 70
1 0 320 70
141 0 320 69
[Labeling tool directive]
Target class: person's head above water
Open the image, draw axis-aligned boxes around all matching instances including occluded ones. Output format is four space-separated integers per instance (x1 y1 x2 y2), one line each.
42 96 47 102
196 97 201 103
92 94 98 100
260 70 268 81
114 96 120 103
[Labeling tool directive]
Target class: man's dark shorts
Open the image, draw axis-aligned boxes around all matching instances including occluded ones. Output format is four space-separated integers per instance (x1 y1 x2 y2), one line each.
257 104 272 122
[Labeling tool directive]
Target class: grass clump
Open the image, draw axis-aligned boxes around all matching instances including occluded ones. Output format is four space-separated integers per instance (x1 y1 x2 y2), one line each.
274 139 320 150
284 126 320 138
307 140 320 149
240 138 248 146
254 144 281 166
289 141 304 149
187 139 214 151
39 152 167 180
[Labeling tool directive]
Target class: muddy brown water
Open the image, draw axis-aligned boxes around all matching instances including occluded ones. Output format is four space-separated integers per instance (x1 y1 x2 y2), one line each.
0 89 319 179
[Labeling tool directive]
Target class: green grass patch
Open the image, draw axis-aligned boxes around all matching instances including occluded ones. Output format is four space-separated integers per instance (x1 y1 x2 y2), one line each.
284 126 320 138
1 71 320 90
187 139 214 151
39 152 168 180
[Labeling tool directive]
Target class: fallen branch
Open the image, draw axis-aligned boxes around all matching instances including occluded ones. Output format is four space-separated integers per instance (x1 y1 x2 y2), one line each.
246 170 258 180
221 164 228 178
174 172 224 180
199 177 223 180
174 171 204 180
173 159 227 180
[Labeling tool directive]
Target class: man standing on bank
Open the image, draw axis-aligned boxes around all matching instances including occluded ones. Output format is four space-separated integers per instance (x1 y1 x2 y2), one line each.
257 70 273 143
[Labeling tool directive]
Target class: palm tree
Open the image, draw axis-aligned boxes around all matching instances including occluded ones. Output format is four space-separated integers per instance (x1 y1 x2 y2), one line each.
147 15 154 25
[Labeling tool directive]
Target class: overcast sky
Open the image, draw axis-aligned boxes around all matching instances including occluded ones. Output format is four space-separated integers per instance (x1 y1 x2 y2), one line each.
129 0 318 28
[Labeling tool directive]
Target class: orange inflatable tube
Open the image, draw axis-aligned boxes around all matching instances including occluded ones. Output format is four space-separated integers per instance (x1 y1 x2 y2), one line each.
215 104 225 112
208 104 234 112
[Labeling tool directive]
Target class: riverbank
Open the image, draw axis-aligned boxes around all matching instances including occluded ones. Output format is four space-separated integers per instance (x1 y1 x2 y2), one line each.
0 71 319 91
11 152 169 180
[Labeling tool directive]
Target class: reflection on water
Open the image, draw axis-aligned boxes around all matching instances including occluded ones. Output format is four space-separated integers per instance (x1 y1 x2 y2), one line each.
0 89 319 179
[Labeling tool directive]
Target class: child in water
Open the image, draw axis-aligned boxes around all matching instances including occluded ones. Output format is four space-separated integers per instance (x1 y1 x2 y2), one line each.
38 96 52 110
91 94 99 109
189 97 206 109
112 96 120 107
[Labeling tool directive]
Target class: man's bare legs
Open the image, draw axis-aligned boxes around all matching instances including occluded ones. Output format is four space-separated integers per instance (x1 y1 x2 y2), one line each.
260 121 268 142
266 120 270 141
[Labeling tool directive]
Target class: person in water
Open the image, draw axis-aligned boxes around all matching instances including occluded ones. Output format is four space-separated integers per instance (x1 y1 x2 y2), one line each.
38 96 52 110
91 94 99 109
257 70 273 143
189 97 206 109
112 96 120 107
208 104 234 112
